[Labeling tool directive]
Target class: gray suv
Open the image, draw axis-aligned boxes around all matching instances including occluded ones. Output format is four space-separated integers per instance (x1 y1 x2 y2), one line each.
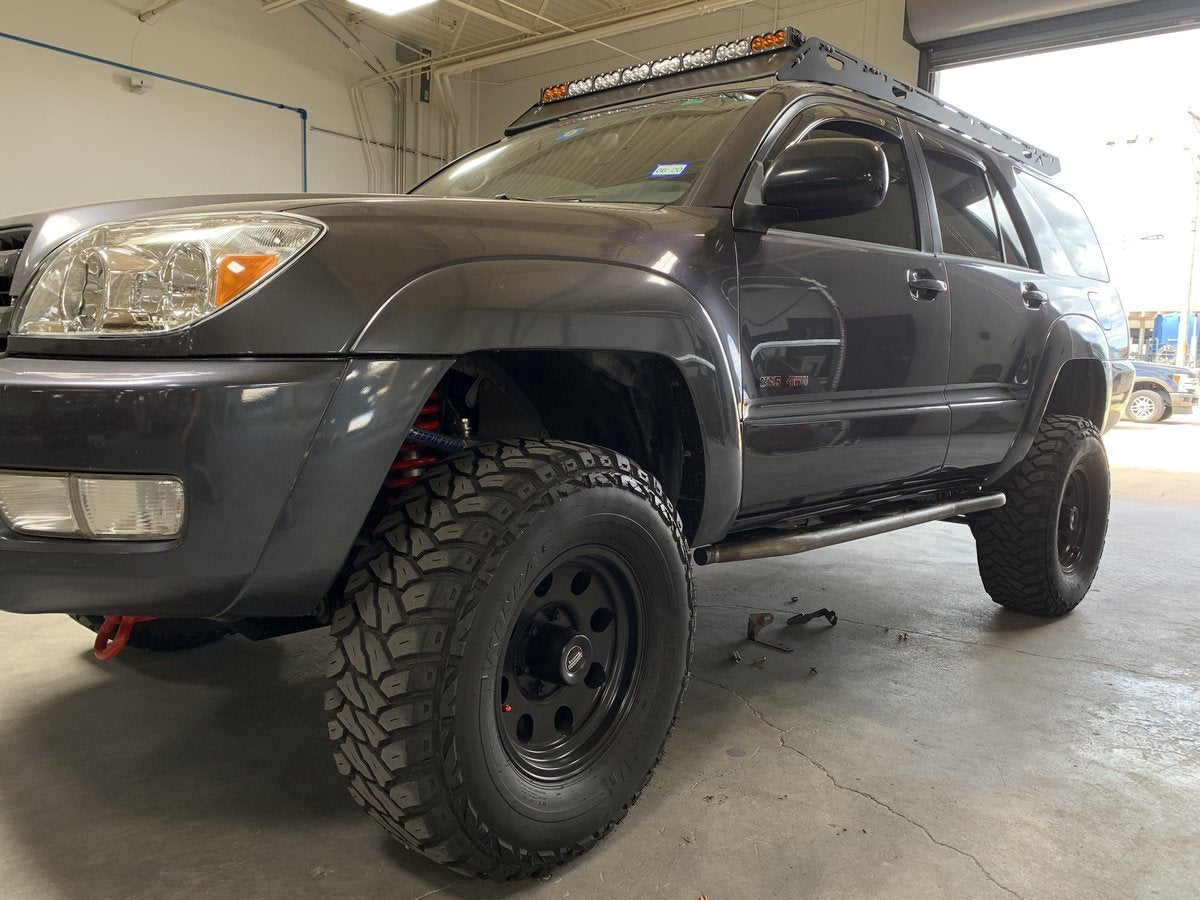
0 29 1133 881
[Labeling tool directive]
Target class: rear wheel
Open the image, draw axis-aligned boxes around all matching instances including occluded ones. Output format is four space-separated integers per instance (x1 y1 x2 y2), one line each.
970 415 1110 616
1125 389 1166 423
326 440 693 879
69 615 230 651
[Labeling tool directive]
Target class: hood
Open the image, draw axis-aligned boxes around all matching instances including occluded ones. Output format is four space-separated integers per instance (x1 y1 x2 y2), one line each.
3 194 731 359
1133 360 1198 379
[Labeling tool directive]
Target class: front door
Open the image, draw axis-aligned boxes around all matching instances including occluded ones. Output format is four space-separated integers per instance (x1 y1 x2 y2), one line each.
736 104 952 520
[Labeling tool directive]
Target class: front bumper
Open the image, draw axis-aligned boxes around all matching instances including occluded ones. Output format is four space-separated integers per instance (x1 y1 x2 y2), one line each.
1168 391 1197 414
0 355 448 618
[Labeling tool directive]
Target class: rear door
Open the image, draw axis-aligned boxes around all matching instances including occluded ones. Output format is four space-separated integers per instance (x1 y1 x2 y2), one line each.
735 101 952 520
908 128 1047 473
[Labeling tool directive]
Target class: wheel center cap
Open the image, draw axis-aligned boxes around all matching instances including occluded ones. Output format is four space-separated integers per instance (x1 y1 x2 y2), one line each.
1065 505 1079 532
560 634 592 685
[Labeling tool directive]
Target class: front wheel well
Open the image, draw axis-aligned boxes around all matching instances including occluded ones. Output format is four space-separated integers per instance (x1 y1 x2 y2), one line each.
437 350 706 542
1132 381 1171 400
1045 358 1108 429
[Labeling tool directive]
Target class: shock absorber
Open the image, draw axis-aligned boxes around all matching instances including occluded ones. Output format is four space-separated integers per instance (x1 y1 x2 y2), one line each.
386 391 442 497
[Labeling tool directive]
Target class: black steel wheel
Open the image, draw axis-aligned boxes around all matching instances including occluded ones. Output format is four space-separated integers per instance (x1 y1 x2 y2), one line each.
326 440 693 880
971 415 1110 616
1056 468 1092 573
497 553 640 781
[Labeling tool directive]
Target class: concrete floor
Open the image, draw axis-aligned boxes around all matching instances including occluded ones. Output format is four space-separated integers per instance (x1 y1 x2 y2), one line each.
2 419 1198 900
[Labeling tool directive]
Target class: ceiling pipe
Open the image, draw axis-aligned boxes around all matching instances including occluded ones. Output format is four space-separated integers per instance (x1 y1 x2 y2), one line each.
138 0 189 23
354 0 758 85
442 0 536 35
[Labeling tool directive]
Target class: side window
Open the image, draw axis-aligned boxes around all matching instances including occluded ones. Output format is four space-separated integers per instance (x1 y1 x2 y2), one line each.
772 120 919 250
919 139 1002 262
993 188 1030 268
1017 173 1109 281
1010 175 1075 277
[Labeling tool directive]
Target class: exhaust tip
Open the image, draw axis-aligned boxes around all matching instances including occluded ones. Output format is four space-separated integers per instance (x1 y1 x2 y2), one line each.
693 546 714 566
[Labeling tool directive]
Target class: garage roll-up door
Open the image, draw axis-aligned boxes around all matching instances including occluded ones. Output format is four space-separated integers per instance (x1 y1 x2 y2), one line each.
908 0 1130 44
914 0 1200 69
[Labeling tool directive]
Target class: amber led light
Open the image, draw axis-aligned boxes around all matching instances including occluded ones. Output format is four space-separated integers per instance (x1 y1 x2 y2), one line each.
541 28 803 104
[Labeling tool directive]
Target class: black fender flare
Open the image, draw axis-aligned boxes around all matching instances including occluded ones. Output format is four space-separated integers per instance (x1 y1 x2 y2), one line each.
988 313 1113 485
352 258 742 545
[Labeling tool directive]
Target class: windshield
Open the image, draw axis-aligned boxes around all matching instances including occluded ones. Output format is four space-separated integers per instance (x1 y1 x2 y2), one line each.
412 92 759 204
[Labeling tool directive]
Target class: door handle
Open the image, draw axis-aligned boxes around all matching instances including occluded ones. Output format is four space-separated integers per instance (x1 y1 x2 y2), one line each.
908 269 947 300
1022 282 1048 309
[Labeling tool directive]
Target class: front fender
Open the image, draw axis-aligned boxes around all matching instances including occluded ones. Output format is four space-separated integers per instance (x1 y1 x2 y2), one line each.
223 357 452 618
353 258 742 545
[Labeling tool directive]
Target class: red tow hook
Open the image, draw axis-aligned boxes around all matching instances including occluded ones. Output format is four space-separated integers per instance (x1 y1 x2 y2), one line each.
93 615 157 660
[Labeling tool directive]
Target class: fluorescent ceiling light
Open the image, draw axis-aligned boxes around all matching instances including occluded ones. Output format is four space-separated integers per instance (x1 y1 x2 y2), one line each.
348 0 435 14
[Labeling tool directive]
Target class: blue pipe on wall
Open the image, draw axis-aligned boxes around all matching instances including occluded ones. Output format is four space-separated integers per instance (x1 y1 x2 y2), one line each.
0 30 309 192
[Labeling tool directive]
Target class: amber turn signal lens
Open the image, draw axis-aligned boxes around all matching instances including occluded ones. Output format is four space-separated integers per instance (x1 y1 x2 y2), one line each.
541 83 568 102
751 29 788 52
215 253 278 307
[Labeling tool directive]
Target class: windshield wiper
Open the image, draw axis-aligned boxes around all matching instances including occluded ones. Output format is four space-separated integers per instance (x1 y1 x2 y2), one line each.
494 194 582 202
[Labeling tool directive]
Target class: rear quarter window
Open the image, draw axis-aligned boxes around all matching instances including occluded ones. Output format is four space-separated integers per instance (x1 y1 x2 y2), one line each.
1016 173 1109 282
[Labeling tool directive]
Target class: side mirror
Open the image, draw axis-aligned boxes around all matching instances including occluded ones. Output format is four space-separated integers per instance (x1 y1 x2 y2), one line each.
762 137 890 220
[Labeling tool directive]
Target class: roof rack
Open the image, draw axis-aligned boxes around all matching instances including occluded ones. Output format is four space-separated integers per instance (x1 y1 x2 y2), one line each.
779 38 1060 175
505 30 1060 176
505 34 798 135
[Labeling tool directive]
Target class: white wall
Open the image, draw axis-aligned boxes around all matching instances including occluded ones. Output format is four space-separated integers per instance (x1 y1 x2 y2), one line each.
0 0 474 216
471 0 918 145
0 0 911 215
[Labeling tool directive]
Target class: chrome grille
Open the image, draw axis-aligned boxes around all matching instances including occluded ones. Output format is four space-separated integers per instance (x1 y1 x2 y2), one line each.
0 227 31 355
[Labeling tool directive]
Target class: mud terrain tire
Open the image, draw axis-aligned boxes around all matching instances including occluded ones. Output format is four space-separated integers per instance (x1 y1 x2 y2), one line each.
326 440 693 880
971 415 1109 616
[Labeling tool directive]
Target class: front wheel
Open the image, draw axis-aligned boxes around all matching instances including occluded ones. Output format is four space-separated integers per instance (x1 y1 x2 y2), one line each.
326 440 693 879
970 415 1110 616
1125 389 1166 423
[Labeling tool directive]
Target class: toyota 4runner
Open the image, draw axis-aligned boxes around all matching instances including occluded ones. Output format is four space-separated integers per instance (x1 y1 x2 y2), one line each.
0 29 1134 880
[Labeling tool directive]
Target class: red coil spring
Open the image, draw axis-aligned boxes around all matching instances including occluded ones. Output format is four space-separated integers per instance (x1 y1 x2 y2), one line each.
386 390 442 497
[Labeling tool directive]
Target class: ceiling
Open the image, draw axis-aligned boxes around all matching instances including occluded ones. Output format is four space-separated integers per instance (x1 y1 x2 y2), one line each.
277 0 677 61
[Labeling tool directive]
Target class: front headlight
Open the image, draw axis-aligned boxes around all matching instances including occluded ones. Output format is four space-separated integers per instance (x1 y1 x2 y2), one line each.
14 212 324 336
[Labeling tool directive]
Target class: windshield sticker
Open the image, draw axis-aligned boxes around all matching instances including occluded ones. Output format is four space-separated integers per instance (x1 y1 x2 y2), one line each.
555 127 584 141
648 163 689 178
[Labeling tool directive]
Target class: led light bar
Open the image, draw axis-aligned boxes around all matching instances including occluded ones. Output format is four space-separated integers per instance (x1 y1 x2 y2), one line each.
540 28 802 105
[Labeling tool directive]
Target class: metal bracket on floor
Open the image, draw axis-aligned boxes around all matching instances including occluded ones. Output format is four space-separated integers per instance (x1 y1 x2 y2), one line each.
746 613 793 653
746 603 839 653
786 606 838 628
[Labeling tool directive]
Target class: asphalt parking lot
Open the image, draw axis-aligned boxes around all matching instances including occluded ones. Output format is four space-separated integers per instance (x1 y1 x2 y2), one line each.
1 416 1197 900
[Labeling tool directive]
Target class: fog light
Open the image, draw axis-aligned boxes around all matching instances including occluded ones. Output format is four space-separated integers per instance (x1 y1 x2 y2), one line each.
77 477 184 538
0 471 184 540
0 473 78 535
